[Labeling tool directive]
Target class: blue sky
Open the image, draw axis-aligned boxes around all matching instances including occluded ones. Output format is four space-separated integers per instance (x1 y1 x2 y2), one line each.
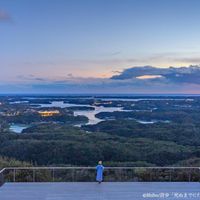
1 0 200 93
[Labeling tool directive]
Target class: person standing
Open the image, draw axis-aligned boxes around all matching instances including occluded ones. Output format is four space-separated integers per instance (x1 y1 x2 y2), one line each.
96 161 104 183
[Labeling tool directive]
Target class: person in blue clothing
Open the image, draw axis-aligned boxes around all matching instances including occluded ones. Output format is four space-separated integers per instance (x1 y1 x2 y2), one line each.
96 161 104 183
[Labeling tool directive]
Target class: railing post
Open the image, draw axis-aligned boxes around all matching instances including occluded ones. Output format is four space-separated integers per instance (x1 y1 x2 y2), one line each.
33 169 36 182
149 169 152 182
131 168 134 181
199 168 200 182
188 169 191 182
72 168 75 182
13 169 16 182
0 170 4 186
52 168 55 182
169 168 174 182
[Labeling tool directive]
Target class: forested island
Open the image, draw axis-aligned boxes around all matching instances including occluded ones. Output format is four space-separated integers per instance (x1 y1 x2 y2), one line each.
1 95 200 168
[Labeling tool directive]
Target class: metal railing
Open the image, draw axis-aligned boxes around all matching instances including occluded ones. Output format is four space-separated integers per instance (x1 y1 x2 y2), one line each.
0 167 200 186
0 168 6 186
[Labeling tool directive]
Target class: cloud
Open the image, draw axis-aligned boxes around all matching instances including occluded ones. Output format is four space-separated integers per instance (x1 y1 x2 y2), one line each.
174 57 200 63
0 10 12 22
1 77 198 94
17 74 47 82
111 65 200 84
109 51 121 56
2 65 200 94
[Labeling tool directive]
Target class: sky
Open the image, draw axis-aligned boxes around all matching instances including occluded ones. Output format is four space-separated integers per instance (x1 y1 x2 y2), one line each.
1 0 200 94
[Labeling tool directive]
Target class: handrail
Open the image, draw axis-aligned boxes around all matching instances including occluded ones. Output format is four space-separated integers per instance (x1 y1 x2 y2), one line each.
4 167 96 170
0 166 200 185
0 168 6 174
0 168 6 186
2 166 200 170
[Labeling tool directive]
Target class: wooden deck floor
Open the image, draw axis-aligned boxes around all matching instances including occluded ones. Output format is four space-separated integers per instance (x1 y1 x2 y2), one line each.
0 182 200 200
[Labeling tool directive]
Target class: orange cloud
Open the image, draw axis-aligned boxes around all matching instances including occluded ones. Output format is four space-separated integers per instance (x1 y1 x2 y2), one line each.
136 75 163 79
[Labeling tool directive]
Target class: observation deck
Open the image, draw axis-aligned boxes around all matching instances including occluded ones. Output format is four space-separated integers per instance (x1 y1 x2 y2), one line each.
0 167 200 200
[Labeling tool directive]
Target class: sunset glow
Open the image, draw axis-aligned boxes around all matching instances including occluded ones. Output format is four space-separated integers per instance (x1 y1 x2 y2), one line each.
0 0 200 94
136 75 163 80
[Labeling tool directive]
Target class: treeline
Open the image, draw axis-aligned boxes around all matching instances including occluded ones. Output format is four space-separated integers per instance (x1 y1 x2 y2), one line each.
83 120 200 146
0 156 32 168
95 109 200 124
0 124 198 166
